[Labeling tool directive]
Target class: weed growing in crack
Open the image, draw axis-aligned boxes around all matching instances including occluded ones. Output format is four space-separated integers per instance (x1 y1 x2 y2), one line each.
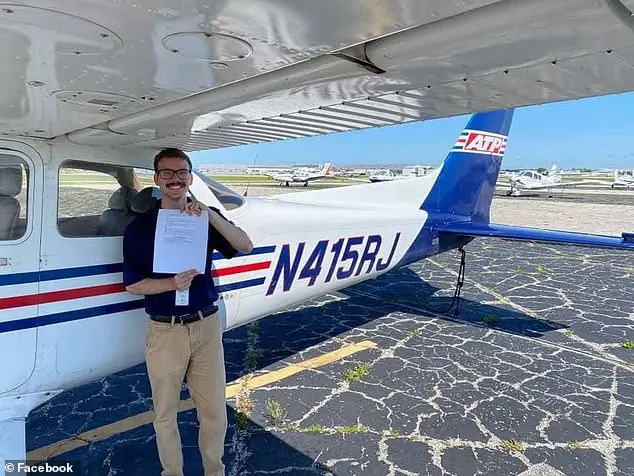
567 441 585 450
406 329 422 338
303 424 326 433
563 329 575 337
343 362 371 382
244 349 261 369
247 321 261 337
621 340 634 350
235 411 250 432
244 322 261 371
483 314 500 325
235 381 254 413
536 264 548 275
233 322 261 434
336 425 365 434
265 399 287 426
280 424 330 434
501 440 525 452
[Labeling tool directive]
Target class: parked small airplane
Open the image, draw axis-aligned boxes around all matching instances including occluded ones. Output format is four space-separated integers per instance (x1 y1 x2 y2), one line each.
506 165 605 197
611 169 634 189
369 166 434 182
268 163 333 186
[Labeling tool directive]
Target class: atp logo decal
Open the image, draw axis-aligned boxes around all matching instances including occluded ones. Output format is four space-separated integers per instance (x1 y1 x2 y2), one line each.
454 129 507 156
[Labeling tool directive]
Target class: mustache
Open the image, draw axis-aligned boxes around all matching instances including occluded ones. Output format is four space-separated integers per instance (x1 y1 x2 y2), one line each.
166 181 185 187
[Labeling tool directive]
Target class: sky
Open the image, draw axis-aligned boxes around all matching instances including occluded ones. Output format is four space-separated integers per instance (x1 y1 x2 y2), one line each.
189 91 634 171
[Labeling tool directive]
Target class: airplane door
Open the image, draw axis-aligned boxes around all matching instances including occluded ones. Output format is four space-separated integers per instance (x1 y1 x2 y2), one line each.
0 145 42 394
38 157 149 380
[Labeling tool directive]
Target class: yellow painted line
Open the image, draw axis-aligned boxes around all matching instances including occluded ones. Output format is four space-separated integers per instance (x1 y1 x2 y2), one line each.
27 340 376 461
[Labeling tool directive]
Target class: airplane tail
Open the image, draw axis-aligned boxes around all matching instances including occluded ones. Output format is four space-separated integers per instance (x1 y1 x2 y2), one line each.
420 109 514 223
427 110 633 251
320 163 332 176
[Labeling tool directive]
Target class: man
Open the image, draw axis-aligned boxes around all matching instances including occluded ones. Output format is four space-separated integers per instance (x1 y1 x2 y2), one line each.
123 147 253 476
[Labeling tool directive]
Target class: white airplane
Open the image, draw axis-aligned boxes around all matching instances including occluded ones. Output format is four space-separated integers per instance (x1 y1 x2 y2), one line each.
368 169 403 182
2 0 634 468
268 163 333 187
611 169 634 188
506 165 605 197
369 166 434 182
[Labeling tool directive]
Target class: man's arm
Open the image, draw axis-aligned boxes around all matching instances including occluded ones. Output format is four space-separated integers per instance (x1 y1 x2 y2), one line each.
125 270 199 295
207 208 253 254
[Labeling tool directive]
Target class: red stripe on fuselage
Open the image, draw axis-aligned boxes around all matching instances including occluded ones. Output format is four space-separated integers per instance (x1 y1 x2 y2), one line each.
1 262 271 310
0 283 126 310
212 261 271 277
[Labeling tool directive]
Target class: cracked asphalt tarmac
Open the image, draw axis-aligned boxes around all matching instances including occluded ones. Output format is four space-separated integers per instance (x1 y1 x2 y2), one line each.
26 239 634 475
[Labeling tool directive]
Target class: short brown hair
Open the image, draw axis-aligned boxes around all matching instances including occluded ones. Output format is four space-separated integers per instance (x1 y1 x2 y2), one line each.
153 147 192 172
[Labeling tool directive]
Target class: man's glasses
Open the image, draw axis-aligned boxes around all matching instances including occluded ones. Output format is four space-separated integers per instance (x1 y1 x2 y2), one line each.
157 169 191 180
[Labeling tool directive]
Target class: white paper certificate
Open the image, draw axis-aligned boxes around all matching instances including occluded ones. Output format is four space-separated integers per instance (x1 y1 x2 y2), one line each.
153 209 209 274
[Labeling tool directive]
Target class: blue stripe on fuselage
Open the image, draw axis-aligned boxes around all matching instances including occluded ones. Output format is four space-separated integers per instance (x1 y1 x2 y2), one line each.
216 277 265 293
0 263 123 287
211 245 276 261
0 299 145 334
0 276 267 334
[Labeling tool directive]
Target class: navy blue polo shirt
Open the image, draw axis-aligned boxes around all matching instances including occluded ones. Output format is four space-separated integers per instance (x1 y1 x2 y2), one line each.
122 200 238 316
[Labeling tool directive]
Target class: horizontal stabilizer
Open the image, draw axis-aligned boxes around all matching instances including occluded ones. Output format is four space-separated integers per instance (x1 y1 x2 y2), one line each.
438 222 634 250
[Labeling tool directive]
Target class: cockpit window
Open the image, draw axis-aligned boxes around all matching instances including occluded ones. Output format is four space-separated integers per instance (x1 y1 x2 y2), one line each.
57 160 156 237
193 171 244 210
0 154 29 241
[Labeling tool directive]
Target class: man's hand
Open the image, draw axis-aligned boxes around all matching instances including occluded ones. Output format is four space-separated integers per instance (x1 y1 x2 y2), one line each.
181 201 208 216
172 269 200 291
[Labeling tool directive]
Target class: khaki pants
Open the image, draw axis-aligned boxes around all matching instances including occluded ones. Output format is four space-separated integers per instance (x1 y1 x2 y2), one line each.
144 312 227 476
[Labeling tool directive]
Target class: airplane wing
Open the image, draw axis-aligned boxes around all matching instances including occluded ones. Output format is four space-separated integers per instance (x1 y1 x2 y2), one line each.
438 222 634 250
304 174 335 182
6 0 634 150
518 180 607 190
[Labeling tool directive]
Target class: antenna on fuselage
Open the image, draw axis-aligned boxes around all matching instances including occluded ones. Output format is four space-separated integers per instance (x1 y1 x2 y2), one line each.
243 153 258 197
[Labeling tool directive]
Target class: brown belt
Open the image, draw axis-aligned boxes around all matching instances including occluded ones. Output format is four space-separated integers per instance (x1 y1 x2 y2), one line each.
149 305 217 324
